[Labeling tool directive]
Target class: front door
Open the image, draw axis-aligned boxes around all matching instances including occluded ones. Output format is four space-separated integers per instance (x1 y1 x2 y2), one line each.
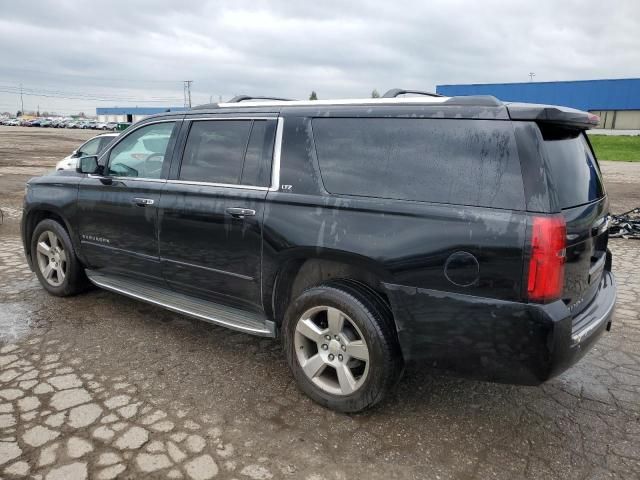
158 116 278 308
76 120 180 281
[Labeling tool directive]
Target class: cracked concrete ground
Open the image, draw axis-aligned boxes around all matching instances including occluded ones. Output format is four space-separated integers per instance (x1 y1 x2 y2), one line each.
0 127 639 479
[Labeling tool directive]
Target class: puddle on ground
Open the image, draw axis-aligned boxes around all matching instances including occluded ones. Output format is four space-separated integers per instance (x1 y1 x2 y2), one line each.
0 301 38 342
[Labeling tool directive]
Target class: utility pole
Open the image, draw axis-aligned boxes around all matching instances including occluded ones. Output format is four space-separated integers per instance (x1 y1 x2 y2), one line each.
529 72 536 82
183 80 193 108
19 83 24 115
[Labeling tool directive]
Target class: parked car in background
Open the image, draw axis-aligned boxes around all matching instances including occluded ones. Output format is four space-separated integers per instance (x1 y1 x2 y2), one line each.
55 133 119 170
0 118 20 126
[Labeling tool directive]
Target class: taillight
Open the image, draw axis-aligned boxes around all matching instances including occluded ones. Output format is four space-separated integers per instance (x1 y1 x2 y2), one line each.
527 215 566 303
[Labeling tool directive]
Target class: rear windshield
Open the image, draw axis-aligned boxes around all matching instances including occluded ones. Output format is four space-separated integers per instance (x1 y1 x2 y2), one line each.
541 128 605 209
312 118 525 209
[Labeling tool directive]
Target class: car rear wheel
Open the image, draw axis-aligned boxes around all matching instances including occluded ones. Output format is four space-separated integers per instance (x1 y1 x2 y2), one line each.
283 281 402 412
31 219 89 296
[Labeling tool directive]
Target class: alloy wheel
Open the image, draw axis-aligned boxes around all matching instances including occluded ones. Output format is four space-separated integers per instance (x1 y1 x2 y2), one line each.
36 230 67 287
294 306 370 395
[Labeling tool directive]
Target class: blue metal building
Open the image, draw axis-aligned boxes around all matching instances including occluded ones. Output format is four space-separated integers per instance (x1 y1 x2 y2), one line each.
436 78 640 129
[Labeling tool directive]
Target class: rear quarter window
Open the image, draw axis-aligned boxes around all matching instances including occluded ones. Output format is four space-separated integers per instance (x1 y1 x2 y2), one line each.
540 128 605 209
311 118 524 209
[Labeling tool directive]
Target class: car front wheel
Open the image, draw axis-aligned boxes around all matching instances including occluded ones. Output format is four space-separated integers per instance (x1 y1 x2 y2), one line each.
31 219 89 296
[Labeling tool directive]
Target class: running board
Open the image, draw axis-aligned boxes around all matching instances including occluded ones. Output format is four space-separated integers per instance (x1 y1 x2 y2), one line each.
85 270 275 337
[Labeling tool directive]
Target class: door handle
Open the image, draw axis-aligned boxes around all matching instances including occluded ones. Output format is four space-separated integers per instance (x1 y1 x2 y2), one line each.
132 197 154 207
226 207 256 219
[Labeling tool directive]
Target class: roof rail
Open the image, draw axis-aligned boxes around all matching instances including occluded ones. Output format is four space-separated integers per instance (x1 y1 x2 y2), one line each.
192 103 218 110
444 95 502 107
382 88 443 98
227 95 295 103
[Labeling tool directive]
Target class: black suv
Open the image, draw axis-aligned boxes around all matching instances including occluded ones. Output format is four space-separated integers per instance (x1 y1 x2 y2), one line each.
22 90 616 412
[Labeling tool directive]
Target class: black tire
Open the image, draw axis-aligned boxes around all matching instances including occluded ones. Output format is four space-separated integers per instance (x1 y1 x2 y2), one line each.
30 219 89 296
282 280 403 412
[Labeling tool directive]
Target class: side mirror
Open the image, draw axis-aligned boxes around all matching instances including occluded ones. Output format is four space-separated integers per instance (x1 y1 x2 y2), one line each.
72 150 81 158
77 155 100 174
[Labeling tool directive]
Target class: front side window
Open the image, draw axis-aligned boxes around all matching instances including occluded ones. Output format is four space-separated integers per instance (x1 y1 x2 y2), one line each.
108 122 175 178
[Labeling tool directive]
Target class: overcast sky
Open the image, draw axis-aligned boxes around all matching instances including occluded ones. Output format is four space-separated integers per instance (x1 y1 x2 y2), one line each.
0 0 639 115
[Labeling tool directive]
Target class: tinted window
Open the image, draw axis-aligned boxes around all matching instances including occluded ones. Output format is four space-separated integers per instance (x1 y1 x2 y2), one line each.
541 129 605 208
241 121 276 186
312 118 524 209
180 121 251 184
108 122 175 178
78 137 101 156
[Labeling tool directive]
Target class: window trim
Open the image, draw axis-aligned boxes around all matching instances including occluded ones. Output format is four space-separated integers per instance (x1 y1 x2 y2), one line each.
171 116 283 191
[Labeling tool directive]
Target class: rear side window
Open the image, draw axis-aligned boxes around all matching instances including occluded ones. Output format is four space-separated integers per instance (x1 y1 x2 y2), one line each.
540 128 605 208
179 119 275 186
312 118 524 209
241 121 276 187
180 120 251 184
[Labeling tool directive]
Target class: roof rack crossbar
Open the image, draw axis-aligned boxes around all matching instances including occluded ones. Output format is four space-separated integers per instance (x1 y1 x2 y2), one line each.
227 95 295 103
382 88 443 98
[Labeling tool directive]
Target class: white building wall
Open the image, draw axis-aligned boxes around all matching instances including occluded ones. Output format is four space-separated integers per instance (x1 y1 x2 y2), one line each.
97 114 128 123
590 110 640 130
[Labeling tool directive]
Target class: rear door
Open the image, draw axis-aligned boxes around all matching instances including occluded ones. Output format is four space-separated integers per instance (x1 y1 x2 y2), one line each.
540 126 609 314
158 115 278 308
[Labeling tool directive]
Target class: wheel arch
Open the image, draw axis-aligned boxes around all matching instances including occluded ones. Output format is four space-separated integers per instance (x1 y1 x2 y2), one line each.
23 207 78 268
266 249 395 327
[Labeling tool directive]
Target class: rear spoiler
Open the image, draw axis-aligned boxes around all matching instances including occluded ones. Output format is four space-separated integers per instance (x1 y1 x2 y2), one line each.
506 102 599 130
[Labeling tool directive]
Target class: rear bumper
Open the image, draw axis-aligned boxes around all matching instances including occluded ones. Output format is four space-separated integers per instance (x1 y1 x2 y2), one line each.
384 270 616 385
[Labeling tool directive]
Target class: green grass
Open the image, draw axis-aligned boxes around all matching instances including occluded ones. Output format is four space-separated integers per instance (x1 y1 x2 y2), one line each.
588 135 640 162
